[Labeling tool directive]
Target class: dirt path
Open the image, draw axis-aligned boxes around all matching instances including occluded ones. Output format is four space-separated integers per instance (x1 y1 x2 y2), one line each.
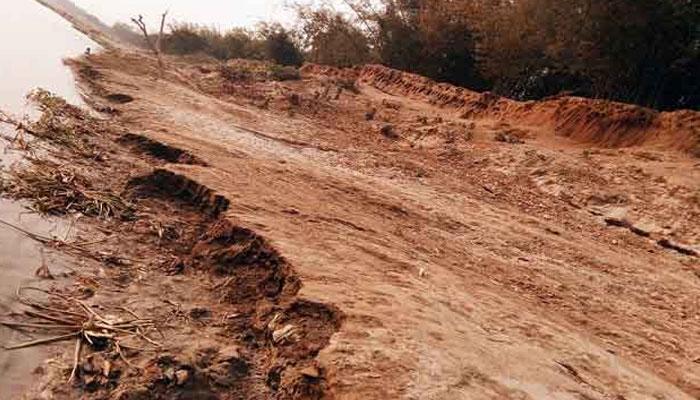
10 49 686 400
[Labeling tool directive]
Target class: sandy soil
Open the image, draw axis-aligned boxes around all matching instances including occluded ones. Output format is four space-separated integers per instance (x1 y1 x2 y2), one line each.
1 8 699 398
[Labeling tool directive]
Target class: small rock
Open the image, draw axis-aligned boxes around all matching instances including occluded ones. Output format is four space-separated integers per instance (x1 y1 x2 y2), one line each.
380 124 399 139
364 108 377 121
189 307 211 320
218 345 241 361
163 367 176 382
82 357 97 374
103 360 112 378
603 207 630 228
300 365 321 379
175 369 189 386
494 131 524 144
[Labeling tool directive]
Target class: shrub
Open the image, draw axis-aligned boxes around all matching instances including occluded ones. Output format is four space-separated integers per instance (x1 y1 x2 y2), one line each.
260 24 304 67
337 78 359 94
269 65 301 81
164 24 209 55
220 64 252 82
162 24 265 61
296 7 371 67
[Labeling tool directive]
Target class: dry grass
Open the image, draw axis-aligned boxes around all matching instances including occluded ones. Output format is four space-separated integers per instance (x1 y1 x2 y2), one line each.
0 157 135 220
1 90 135 230
21 89 106 158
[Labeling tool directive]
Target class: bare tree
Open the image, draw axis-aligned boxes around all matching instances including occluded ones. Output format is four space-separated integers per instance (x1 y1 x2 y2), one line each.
131 11 168 73
340 0 380 40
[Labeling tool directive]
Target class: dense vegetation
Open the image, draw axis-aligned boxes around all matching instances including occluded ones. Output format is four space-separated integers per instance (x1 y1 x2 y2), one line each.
160 23 302 66
130 0 699 110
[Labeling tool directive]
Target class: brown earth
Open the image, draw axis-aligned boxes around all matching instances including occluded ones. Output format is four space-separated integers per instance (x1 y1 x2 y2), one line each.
2 15 700 399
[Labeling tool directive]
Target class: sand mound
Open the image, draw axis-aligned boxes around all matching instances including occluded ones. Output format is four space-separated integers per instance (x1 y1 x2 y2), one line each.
357 64 700 155
300 63 361 82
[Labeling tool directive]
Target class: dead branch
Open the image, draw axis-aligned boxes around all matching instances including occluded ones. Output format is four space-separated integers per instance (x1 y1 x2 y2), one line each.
340 0 380 40
131 11 168 73
0 218 134 266
156 10 168 58
3 285 160 382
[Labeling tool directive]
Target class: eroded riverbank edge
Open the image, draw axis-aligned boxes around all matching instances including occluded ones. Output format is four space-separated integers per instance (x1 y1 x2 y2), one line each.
1 83 345 398
8 1 700 397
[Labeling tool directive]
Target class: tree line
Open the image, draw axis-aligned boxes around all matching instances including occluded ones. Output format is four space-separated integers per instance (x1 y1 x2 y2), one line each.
123 0 699 110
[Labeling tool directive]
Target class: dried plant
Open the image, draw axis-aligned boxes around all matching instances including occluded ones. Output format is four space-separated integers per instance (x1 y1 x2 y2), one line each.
1 286 160 382
1 157 135 220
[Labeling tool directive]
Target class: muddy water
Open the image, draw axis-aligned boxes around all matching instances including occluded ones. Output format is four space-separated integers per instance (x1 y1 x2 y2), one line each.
0 192 76 396
0 0 95 112
1 0 97 396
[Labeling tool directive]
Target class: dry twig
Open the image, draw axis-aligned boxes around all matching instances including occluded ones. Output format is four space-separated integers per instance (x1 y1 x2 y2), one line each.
1 286 160 381
0 218 133 269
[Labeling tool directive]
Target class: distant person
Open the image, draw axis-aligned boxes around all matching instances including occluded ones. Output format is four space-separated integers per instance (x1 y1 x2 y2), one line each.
85 47 91 56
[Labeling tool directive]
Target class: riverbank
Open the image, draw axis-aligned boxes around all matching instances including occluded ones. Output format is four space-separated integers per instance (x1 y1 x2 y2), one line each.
1 2 698 398
33 0 123 49
0 1 104 396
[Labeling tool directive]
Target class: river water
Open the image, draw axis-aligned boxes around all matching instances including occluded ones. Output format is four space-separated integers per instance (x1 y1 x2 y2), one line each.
0 0 97 396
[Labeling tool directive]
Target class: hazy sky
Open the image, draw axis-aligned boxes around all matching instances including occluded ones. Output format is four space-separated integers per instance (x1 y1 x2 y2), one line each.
72 0 347 30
